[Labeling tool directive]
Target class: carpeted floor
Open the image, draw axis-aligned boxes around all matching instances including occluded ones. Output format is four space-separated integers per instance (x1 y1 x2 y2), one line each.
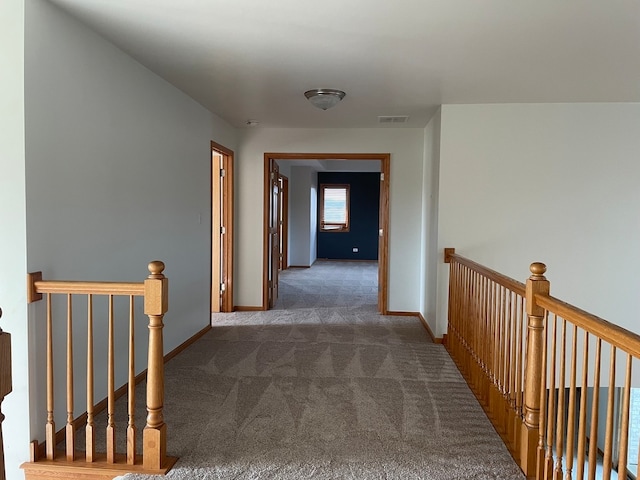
115 260 524 479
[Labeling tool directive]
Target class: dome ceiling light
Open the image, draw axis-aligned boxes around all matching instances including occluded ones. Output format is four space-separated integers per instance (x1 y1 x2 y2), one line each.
304 89 346 110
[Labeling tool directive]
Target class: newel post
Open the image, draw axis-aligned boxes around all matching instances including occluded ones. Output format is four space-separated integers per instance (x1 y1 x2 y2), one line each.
143 261 168 470
520 262 549 477
0 308 12 480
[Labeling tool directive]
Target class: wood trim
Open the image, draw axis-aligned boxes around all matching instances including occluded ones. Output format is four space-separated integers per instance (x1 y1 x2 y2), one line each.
386 311 444 344
262 155 271 311
233 306 264 312
211 141 233 157
211 150 222 313
27 272 43 303
22 452 178 478
378 155 390 314
222 148 234 313
287 265 311 269
263 153 390 314
33 324 212 461
444 247 455 264
211 141 235 313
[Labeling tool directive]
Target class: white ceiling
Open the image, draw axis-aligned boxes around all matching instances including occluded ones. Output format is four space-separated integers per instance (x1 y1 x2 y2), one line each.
48 0 640 129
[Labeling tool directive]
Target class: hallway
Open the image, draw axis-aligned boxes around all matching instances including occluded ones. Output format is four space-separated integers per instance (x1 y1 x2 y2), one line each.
117 261 523 479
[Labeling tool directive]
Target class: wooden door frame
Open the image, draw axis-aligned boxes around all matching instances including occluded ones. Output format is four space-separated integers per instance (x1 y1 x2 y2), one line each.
211 141 234 313
262 152 390 314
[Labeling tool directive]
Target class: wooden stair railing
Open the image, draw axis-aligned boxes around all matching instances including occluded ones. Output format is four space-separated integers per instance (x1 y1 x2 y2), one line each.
0 308 11 480
445 248 640 480
21 262 177 480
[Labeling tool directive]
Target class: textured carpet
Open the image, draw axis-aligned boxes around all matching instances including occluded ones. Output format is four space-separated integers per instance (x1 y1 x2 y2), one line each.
112 261 523 479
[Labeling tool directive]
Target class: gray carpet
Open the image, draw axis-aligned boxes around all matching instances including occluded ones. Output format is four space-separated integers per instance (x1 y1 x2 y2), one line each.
113 261 523 479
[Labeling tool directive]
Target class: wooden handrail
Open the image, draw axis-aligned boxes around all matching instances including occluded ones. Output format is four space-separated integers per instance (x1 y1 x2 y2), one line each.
535 293 640 358
445 250 526 296
28 276 145 300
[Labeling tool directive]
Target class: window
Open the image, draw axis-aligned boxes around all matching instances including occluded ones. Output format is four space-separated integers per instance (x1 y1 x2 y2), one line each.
320 184 350 232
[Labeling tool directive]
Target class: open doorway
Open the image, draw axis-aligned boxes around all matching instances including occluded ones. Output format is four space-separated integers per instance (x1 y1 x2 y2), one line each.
263 153 390 314
211 141 234 313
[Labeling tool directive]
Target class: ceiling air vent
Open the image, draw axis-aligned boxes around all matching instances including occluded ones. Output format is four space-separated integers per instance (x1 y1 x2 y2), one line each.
378 115 410 124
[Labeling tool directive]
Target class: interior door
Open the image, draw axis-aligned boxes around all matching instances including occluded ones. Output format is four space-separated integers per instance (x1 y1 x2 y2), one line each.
268 160 280 308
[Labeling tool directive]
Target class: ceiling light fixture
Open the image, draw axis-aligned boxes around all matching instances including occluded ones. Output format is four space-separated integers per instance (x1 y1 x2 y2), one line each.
304 89 346 110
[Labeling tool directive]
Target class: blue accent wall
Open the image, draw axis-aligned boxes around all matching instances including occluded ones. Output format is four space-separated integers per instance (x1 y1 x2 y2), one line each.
317 172 380 260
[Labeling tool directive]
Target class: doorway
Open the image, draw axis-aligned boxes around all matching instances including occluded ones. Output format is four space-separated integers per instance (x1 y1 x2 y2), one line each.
211 141 234 313
262 152 390 314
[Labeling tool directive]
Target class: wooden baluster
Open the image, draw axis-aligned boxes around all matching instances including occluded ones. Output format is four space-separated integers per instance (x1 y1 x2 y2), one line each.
482 276 489 405
521 262 550 477
86 294 95 462
66 294 75 461
514 294 524 457
564 324 579 480
602 346 616 480
127 295 137 465
507 291 514 403
498 286 505 413
545 314 557 479
576 332 589 479
617 354 632 480
475 271 482 391
515 294 524 416
536 309 548 480
587 339 602 480
143 261 169 470
45 294 55 460
107 295 115 463
490 281 497 416
553 318 566 480
0 308 11 480
505 290 514 446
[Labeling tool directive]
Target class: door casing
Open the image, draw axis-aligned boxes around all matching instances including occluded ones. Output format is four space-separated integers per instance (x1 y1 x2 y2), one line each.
211 141 234 313
262 152 390 314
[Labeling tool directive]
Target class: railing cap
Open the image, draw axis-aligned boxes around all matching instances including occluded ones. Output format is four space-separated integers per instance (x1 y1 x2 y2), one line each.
148 261 165 278
529 262 547 278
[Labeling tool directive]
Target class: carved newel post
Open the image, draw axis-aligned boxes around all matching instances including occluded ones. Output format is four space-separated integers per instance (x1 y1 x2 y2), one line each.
520 263 549 477
143 262 168 470
0 307 12 480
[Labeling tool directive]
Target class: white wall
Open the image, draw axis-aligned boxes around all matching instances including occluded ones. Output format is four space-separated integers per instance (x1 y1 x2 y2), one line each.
436 103 640 337
23 0 237 459
309 170 318 265
419 109 441 334
0 1 32 479
236 128 425 310
275 161 292 266
289 166 314 266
